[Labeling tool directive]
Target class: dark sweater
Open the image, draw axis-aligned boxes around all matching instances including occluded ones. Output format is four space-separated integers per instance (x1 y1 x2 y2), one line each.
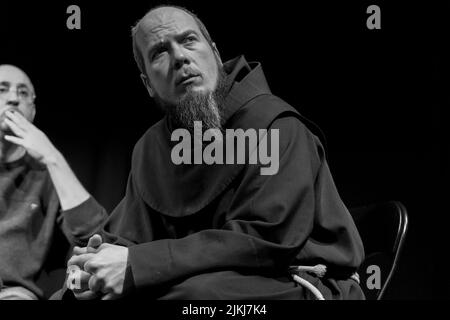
0 154 107 298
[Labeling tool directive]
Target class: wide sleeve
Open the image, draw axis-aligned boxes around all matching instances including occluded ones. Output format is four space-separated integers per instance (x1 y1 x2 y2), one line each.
296 153 365 275
99 171 165 248
57 196 108 246
119 116 363 290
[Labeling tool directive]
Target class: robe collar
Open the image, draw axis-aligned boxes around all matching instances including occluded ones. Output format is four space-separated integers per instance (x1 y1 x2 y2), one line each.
221 55 272 125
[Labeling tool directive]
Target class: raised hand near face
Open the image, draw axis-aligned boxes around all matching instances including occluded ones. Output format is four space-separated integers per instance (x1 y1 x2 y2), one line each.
3 110 58 165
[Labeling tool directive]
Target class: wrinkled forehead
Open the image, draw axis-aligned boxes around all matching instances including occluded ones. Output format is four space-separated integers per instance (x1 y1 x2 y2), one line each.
136 7 201 52
0 65 34 92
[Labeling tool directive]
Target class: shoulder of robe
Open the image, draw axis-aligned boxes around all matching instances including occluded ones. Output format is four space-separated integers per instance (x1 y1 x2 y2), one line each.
131 118 166 172
256 95 328 157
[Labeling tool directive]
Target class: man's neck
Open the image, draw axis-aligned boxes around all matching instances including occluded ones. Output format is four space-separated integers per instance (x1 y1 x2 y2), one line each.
0 139 26 163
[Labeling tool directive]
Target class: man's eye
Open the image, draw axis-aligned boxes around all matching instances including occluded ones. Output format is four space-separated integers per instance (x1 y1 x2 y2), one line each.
0 87 8 93
152 48 167 60
183 36 196 44
18 90 30 98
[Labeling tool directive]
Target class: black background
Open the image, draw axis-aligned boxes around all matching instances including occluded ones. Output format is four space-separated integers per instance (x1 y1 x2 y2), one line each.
1 1 446 299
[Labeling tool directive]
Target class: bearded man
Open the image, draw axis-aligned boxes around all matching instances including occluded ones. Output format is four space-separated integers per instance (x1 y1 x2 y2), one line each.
64 5 365 300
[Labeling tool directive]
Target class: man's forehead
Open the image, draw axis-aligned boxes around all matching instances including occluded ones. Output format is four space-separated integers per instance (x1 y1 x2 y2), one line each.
0 65 33 88
137 7 200 47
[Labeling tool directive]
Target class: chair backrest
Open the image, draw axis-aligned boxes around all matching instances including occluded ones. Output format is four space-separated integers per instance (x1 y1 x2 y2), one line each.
350 201 408 300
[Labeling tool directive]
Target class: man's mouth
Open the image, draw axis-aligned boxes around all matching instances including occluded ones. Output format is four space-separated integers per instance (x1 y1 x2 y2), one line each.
176 74 200 86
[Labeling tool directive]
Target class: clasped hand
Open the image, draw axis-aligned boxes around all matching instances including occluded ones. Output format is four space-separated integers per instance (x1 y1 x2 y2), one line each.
67 234 129 300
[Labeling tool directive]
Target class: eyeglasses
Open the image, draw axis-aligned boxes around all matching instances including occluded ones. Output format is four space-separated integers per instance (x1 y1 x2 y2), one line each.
0 85 36 102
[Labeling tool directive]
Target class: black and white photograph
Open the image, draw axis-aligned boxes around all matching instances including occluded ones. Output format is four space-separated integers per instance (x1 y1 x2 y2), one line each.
0 0 445 308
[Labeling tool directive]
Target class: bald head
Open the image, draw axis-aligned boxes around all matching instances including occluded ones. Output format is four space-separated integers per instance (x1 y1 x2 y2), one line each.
131 5 216 76
135 7 199 67
136 7 199 46
0 64 35 94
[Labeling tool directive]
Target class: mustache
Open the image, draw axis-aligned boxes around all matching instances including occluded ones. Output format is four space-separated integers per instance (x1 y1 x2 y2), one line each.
175 68 201 86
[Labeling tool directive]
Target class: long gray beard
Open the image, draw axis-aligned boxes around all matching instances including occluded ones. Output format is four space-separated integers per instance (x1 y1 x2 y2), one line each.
169 89 222 133
159 69 229 134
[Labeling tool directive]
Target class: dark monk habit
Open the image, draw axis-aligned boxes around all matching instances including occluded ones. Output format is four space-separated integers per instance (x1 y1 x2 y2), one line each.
66 56 365 299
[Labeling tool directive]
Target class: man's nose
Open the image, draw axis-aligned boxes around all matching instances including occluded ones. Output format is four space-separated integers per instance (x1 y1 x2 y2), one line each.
6 91 20 107
172 44 189 70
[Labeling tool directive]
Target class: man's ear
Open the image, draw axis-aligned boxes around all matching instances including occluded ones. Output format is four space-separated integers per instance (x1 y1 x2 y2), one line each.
212 42 223 66
140 73 155 98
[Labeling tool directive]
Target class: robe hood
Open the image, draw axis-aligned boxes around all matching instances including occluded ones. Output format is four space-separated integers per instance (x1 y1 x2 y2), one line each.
131 56 309 217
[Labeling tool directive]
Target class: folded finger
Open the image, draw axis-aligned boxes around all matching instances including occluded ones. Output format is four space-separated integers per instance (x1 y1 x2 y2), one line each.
74 290 101 300
3 118 25 137
3 135 24 146
101 292 120 300
72 246 88 255
6 110 31 129
67 253 95 268
88 274 104 293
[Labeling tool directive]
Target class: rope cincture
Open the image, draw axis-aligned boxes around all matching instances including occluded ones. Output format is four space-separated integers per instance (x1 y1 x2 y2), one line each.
289 264 360 300
350 272 360 284
289 264 327 300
